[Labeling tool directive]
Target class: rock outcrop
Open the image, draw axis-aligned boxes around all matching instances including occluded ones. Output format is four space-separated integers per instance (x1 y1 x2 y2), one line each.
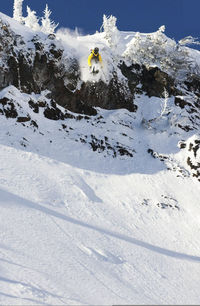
1 18 186 117
179 137 200 181
119 62 177 98
0 20 137 115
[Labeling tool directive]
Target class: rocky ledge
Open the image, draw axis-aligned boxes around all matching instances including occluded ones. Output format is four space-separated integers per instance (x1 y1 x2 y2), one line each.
1 19 199 117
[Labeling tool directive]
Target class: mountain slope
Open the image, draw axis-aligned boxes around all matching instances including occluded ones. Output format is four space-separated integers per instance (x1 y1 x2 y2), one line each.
1 136 200 305
0 11 200 305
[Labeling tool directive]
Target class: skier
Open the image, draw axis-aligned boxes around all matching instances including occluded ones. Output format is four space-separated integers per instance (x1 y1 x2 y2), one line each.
88 47 103 74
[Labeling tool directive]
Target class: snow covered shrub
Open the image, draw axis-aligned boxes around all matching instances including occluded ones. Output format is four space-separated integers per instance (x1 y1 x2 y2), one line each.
123 27 170 69
123 25 195 80
25 6 40 31
41 5 58 34
179 36 200 47
13 0 24 23
101 15 119 49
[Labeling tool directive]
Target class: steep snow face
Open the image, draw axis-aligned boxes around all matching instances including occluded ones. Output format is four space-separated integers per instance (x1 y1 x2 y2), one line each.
0 11 200 305
0 84 200 304
0 85 199 177
0 100 200 305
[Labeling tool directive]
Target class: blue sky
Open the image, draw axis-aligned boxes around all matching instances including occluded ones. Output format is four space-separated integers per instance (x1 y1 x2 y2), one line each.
1 0 200 46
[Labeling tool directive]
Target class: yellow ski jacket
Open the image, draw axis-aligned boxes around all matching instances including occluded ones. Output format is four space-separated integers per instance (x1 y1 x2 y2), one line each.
88 50 103 67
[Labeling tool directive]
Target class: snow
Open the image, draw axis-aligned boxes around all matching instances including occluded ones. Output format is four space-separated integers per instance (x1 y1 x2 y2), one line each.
1 10 199 84
1 140 200 305
0 143 200 305
0 86 200 305
0 12 43 39
0 11 200 305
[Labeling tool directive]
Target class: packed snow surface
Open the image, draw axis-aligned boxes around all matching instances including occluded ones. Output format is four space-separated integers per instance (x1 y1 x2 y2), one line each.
0 11 200 305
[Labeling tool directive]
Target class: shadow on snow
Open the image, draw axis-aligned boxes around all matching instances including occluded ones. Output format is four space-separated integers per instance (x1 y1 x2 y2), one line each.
0 188 200 263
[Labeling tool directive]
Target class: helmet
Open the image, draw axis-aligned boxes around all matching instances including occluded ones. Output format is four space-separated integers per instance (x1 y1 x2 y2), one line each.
94 47 99 54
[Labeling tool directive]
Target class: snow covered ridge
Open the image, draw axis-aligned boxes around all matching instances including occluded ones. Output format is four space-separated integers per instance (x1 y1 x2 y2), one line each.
10 2 200 79
0 11 200 108
0 10 200 182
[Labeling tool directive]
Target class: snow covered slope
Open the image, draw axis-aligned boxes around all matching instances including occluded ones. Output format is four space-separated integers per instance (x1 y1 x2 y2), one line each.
1 140 200 305
0 86 200 304
0 10 200 305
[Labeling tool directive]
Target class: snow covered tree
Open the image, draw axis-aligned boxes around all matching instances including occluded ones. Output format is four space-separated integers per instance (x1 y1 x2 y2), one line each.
159 88 170 118
158 25 166 33
25 6 40 31
13 0 24 23
41 4 58 34
178 36 200 46
123 25 194 80
101 15 119 49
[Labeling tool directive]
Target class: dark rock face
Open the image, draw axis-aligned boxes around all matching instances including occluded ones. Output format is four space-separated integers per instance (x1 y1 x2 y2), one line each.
174 96 200 131
119 62 142 94
174 97 188 109
28 100 39 113
29 47 136 114
43 101 65 120
119 62 178 98
0 97 18 118
0 21 18 89
0 19 199 118
185 74 200 97
141 67 176 97
0 22 137 115
185 138 200 181
70 75 137 113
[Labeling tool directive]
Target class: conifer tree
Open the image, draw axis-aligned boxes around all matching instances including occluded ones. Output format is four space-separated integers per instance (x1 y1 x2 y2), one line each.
25 6 40 31
101 15 119 49
13 0 24 23
41 4 58 34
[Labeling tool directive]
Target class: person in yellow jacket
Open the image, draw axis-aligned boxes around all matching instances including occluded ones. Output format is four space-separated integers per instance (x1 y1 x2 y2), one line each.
88 47 103 73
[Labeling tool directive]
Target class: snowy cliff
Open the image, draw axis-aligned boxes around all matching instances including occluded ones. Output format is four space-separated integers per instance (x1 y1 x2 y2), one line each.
0 10 200 305
0 11 200 178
